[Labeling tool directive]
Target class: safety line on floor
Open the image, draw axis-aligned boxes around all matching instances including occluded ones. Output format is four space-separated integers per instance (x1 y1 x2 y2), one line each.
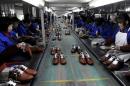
40 77 109 83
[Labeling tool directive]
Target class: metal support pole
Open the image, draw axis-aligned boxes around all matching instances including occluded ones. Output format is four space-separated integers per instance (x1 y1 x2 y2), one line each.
40 8 46 46
72 12 75 30
50 13 52 26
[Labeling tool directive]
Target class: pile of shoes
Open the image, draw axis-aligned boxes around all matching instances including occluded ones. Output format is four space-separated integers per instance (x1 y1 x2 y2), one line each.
71 45 82 54
101 54 124 71
79 51 94 65
8 65 37 83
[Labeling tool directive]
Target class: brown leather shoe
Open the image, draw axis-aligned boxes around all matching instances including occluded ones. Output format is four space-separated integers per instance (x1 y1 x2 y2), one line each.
79 58 87 65
52 53 59 65
9 69 34 82
107 59 124 71
79 52 87 65
84 51 94 65
86 58 94 65
60 54 66 65
16 65 37 75
103 56 115 65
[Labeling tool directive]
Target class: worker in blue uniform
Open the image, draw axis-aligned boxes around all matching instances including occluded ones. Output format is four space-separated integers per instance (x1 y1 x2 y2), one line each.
0 18 32 63
16 19 37 45
101 13 130 71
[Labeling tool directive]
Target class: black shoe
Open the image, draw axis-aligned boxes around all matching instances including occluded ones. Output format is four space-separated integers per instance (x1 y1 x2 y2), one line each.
71 45 76 53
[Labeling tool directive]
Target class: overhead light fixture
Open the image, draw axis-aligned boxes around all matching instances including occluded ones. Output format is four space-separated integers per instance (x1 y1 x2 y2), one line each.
73 8 83 12
89 0 124 8
45 7 53 12
125 7 130 12
22 0 45 7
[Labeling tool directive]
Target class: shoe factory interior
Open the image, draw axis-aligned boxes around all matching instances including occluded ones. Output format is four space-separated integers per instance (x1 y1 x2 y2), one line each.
1 0 130 86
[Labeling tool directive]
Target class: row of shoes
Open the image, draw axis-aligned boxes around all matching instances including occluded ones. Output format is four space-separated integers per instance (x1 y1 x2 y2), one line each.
65 30 70 35
51 47 61 55
8 65 37 83
71 45 82 54
53 53 67 65
100 54 124 71
79 52 94 65
71 45 94 65
55 31 61 36
50 47 66 65
52 35 62 41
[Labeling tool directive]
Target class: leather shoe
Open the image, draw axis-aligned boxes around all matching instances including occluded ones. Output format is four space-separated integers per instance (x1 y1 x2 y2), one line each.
15 65 37 75
107 59 124 71
9 68 34 82
84 52 94 65
77 46 82 54
52 53 59 65
79 52 87 65
103 56 116 65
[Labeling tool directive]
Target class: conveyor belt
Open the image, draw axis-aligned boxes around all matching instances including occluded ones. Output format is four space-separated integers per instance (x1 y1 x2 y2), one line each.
31 24 121 86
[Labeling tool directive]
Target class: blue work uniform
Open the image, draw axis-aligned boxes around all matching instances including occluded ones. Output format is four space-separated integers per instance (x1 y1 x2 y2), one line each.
0 32 15 54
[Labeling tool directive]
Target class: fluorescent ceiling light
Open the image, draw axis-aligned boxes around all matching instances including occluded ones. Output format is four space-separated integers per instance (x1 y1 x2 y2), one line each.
45 7 53 12
125 7 130 12
73 8 83 12
22 0 45 7
45 0 92 3
89 0 124 8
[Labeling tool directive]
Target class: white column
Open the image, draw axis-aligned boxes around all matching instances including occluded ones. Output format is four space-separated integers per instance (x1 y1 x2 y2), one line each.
40 8 46 46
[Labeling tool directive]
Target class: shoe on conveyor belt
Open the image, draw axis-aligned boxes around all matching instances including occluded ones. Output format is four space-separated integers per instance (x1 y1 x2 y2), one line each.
50 47 56 55
60 54 67 65
84 51 94 65
52 53 60 65
58 35 62 41
79 52 87 65
77 46 82 54
71 45 77 53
